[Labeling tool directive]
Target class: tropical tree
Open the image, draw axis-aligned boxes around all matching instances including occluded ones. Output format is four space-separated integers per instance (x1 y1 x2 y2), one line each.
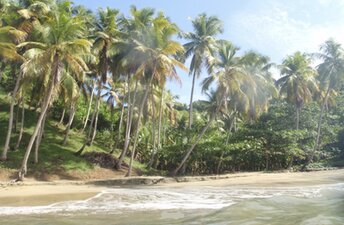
61 71 80 145
114 6 157 169
183 13 223 129
76 7 120 155
16 1 92 180
306 39 344 166
277 52 318 130
0 26 26 160
240 51 278 121
172 40 250 175
126 11 186 176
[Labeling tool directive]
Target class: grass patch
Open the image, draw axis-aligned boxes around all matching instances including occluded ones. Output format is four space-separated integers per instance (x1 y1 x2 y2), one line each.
0 88 146 180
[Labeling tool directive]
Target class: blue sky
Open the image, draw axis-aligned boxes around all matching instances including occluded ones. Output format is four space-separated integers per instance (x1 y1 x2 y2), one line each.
74 0 344 103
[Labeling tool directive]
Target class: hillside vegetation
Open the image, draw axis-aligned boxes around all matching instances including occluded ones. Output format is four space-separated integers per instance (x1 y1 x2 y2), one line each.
0 0 343 181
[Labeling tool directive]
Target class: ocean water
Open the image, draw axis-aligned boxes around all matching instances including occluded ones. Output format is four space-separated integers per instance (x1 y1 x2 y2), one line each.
0 183 343 225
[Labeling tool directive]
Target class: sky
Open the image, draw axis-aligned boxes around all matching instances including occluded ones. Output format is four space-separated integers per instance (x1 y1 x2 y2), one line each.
73 0 344 103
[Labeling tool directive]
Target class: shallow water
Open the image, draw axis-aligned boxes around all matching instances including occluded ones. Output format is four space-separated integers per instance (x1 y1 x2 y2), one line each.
0 183 343 225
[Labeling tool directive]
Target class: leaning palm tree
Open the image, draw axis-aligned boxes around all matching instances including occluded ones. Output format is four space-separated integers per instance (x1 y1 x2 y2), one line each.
172 40 250 176
61 71 80 145
183 13 223 129
113 6 157 170
277 52 318 130
126 12 186 177
305 39 344 167
0 25 26 161
16 4 92 180
76 7 120 155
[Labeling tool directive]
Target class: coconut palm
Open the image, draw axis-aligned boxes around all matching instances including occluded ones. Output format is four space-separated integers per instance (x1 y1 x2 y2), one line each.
61 71 80 145
16 3 91 180
241 51 278 121
126 12 186 176
183 13 223 129
172 40 250 176
0 26 26 160
277 52 318 130
114 6 158 170
306 39 344 166
76 7 120 155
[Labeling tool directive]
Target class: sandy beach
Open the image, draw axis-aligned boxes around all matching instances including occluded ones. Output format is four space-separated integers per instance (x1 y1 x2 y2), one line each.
0 169 343 206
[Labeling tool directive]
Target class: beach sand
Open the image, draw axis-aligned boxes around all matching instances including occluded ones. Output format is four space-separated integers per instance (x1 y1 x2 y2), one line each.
0 169 343 206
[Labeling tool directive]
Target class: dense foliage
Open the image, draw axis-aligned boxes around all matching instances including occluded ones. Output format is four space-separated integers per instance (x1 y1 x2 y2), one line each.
0 0 343 180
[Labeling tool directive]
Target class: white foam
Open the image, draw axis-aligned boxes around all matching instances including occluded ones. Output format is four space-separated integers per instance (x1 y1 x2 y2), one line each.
0 183 343 216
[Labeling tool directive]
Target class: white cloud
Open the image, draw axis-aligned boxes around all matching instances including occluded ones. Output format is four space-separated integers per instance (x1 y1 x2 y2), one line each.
226 0 344 65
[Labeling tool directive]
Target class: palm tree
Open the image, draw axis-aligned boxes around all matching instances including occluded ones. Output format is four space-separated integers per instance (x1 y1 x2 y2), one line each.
76 7 120 155
1 0 53 161
16 3 91 180
240 51 278 121
172 40 249 176
114 6 157 170
126 12 186 177
61 71 80 145
0 26 26 161
305 39 344 167
183 13 223 129
277 52 318 130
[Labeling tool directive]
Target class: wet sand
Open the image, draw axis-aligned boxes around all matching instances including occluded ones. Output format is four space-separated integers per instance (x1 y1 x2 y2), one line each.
0 169 343 206
0 185 104 206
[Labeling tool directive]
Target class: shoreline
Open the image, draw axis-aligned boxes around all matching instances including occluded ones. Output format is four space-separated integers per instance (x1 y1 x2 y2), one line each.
0 169 343 206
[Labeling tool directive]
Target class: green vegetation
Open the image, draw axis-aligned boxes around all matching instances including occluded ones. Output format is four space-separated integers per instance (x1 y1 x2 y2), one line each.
0 0 343 181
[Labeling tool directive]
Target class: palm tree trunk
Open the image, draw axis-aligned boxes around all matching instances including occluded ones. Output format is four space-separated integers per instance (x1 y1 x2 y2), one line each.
188 71 196 129
296 106 300 130
1 71 22 161
62 102 76 145
14 102 20 133
304 87 331 169
149 88 164 168
216 117 234 174
157 88 164 149
34 113 46 164
14 98 25 151
90 86 102 145
287 106 301 170
17 54 60 181
76 82 101 155
127 75 155 177
81 83 95 132
58 108 66 126
110 97 125 154
117 77 138 169
171 93 225 176
148 92 157 167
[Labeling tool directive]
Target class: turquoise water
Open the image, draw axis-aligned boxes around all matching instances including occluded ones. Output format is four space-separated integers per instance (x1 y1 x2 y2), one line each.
0 183 343 225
